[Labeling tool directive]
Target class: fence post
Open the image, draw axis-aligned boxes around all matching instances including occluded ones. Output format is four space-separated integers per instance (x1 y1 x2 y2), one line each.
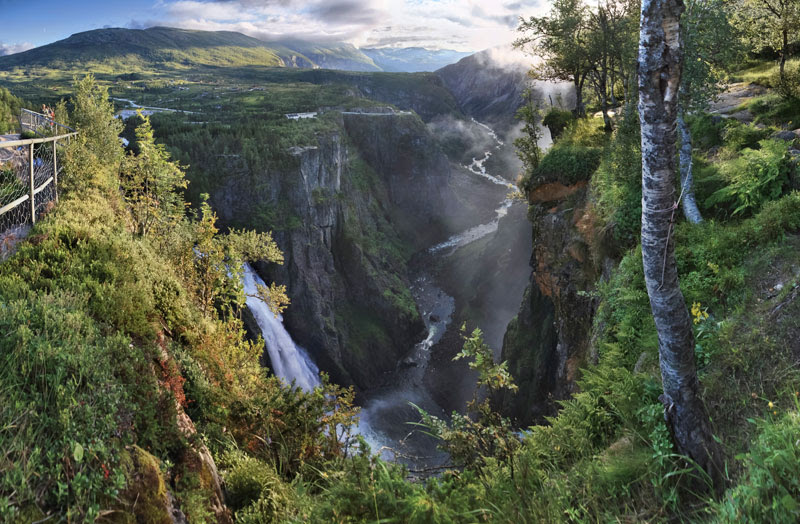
53 138 59 203
29 143 35 224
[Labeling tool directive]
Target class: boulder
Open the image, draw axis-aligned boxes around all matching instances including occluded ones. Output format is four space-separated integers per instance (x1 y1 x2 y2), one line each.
773 130 797 142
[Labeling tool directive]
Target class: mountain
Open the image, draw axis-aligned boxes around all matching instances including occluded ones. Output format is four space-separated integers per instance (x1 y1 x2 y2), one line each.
279 40 381 72
435 48 531 129
0 27 380 72
361 47 472 72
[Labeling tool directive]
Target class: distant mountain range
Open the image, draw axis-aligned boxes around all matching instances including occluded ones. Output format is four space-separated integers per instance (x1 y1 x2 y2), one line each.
0 27 470 73
362 48 472 72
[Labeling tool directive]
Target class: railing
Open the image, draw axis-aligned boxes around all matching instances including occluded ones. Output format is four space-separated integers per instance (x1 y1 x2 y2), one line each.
1 111 77 253
20 108 76 137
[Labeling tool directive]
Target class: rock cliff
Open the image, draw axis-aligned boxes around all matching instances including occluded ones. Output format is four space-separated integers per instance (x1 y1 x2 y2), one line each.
212 112 500 389
499 186 607 425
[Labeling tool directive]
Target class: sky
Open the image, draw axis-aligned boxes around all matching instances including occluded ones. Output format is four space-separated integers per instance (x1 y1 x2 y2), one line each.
0 0 548 56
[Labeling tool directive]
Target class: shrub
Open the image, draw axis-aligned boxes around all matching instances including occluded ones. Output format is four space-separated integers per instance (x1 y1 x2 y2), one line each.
723 121 773 152
706 139 792 216
715 411 800 523
542 107 575 142
747 93 800 128
773 62 800 101
591 105 642 250
528 144 603 188
222 451 291 518
688 113 725 150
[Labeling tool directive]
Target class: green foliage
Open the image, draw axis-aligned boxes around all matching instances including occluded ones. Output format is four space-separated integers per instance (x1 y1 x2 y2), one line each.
706 139 793 216
722 121 774 152
715 409 800 523
307 451 484 523
533 143 602 186
542 107 575 141
514 91 543 175
521 118 605 192
417 327 520 471
0 293 136 522
0 167 25 209
681 0 742 112
121 114 188 236
591 105 642 250
773 62 800 101
747 92 800 128
688 113 725 150
220 449 293 521
0 86 26 134
456 326 518 394
60 75 124 193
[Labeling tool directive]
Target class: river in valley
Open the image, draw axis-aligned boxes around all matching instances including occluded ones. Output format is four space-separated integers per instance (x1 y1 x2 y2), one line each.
242 118 534 470
113 94 534 467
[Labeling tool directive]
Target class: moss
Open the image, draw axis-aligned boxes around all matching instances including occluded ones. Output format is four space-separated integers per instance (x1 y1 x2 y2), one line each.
336 303 393 361
108 446 172 524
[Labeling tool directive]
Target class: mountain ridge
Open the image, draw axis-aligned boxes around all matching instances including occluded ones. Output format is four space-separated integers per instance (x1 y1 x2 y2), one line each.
0 27 381 72
0 27 473 74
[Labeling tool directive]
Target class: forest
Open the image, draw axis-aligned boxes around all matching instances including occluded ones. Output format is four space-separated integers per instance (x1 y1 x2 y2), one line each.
1 0 800 522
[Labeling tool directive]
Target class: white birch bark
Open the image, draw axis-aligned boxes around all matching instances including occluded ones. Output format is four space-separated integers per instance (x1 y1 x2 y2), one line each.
677 112 704 224
638 0 722 490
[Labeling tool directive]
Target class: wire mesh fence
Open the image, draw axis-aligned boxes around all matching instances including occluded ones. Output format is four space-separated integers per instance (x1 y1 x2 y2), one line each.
1 110 76 258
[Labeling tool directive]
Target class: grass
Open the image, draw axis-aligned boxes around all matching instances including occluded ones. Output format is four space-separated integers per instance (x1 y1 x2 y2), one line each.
729 58 800 86
3 48 800 522
520 116 607 193
745 93 800 128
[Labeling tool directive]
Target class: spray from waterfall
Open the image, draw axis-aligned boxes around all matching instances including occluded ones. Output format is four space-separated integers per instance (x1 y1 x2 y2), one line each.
242 262 321 392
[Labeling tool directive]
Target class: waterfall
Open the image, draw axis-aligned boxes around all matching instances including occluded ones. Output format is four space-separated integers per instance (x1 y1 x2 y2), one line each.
242 262 321 392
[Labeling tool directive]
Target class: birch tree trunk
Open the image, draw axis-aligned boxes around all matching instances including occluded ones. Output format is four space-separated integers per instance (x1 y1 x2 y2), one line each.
677 112 703 224
638 0 722 491
574 76 586 117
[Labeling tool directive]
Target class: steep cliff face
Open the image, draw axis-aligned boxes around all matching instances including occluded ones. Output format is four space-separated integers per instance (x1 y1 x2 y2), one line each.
342 113 501 248
500 187 605 425
437 52 529 131
212 112 499 389
436 49 575 138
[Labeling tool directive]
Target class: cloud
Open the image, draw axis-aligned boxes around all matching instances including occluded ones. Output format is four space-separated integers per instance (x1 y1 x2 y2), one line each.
306 1 386 25
132 0 549 51
0 42 33 56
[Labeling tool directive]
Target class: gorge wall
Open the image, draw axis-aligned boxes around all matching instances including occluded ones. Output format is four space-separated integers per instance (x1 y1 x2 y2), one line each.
499 184 608 425
211 111 502 389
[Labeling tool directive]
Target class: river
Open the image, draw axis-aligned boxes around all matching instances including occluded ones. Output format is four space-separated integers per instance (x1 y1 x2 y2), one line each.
242 118 526 469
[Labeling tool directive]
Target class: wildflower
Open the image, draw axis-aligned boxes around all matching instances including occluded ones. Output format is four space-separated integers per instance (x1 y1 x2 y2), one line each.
768 401 774 409
691 302 710 324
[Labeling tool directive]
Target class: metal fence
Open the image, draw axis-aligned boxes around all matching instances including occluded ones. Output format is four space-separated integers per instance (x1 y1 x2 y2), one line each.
1 110 77 257
20 108 75 137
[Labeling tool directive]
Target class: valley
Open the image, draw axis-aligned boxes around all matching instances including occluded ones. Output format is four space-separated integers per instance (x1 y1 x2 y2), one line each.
5 3 800 519
21 40 556 466
105 59 551 466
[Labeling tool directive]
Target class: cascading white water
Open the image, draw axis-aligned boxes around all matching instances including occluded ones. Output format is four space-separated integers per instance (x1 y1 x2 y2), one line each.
429 119 514 255
242 262 321 392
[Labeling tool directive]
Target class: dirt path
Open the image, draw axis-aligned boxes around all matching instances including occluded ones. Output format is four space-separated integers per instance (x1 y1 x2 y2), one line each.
709 82 768 123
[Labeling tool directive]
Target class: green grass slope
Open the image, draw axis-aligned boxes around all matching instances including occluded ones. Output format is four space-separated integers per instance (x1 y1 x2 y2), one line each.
0 27 380 74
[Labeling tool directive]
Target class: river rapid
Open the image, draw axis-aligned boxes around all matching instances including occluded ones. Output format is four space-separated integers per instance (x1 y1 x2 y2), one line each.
242 118 530 469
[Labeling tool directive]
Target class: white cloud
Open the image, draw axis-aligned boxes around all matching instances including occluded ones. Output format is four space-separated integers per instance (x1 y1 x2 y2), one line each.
0 41 33 56
133 0 549 51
